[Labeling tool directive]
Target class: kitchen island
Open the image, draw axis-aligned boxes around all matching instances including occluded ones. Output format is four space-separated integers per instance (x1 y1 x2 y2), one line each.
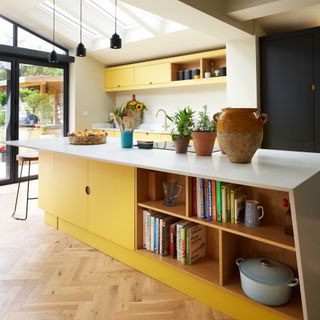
7 137 320 320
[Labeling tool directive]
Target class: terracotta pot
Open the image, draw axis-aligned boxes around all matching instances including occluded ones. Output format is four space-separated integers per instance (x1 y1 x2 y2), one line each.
174 136 190 154
191 131 216 156
217 108 268 163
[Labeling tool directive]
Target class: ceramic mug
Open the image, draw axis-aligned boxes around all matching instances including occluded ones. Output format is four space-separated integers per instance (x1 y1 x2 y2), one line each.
244 200 264 227
163 181 182 207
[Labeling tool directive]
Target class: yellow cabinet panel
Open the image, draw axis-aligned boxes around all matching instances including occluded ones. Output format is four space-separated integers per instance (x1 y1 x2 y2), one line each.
160 133 172 141
53 154 88 229
39 151 54 214
135 63 171 86
88 161 135 250
105 68 134 90
134 132 161 141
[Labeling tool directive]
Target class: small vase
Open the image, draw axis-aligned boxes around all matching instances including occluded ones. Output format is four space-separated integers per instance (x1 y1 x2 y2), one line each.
174 137 190 154
191 131 216 156
121 131 133 148
217 108 268 163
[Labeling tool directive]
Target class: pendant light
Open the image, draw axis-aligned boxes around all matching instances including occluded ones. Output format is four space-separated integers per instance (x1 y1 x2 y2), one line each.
76 0 86 57
49 0 58 63
110 0 122 49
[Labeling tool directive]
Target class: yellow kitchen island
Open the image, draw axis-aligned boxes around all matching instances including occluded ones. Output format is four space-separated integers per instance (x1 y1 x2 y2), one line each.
7 137 320 320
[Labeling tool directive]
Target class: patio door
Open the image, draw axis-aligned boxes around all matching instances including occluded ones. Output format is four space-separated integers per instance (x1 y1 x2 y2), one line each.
0 59 67 185
0 60 12 184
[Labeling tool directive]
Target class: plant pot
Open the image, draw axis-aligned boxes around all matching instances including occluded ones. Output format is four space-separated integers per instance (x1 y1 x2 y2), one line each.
216 108 268 163
191 131 216 156
174 136 190 154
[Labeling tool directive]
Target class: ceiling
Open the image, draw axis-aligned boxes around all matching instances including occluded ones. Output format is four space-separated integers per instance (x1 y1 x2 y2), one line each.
0 0 320 66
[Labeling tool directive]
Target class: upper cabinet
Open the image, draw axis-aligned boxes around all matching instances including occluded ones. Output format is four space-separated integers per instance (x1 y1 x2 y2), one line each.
104 67 134 90
104 49 226 92
135 62 171 86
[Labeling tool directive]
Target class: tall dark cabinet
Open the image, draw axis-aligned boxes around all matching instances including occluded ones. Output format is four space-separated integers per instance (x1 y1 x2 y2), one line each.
260 28 320 152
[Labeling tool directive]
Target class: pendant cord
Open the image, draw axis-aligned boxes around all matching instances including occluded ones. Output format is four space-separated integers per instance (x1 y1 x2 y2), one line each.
80 0 83 42
52 0 56 48
115 0 117 34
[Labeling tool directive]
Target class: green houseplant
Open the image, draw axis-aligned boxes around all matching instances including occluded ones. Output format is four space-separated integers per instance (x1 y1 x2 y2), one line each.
166 107 195 153
191 105 216 156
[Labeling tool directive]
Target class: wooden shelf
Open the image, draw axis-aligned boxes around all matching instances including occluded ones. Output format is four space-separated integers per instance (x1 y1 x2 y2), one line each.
223 274 303 320
138 200 186 218
188 216 295 251
137 249 219 285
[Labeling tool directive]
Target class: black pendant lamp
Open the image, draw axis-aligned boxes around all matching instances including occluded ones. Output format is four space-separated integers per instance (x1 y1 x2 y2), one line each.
110 0 122 49
76 0 86 57
49 0 58 63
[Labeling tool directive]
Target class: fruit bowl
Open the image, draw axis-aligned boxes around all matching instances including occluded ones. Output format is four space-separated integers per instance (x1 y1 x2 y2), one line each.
68 130 107 145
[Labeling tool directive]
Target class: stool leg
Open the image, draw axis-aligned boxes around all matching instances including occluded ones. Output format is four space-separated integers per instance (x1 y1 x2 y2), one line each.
12 160 24 219
24 160 32 220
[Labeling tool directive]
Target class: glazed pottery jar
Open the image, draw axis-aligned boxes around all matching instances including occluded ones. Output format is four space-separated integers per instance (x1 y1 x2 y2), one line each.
217 108 268 163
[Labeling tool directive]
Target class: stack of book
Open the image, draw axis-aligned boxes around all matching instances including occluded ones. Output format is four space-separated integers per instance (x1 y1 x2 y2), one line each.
143 210 206 265
192 178 247 223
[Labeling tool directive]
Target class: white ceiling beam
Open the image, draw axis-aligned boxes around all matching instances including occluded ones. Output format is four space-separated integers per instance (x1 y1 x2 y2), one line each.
225 0 320 21
121 0 254 41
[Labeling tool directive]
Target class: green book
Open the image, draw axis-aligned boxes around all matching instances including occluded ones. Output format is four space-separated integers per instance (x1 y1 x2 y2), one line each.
216 180 222 222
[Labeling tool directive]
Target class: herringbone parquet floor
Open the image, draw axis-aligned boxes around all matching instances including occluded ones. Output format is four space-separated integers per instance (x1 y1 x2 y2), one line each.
0 181 233 320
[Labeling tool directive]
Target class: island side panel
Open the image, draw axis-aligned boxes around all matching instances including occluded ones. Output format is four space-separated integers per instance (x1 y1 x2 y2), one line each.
290 171 320 320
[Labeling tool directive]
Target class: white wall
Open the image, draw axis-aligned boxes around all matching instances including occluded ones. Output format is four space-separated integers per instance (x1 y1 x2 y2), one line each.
69 54 114 132
226 36 259 108
114 84 227 125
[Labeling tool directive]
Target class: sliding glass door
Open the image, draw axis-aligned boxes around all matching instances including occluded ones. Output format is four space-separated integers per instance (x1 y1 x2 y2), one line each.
0 60 11 183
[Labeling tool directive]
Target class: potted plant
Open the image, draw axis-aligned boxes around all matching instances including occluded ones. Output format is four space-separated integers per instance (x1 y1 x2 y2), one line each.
166 107 195 153
191 105 216 156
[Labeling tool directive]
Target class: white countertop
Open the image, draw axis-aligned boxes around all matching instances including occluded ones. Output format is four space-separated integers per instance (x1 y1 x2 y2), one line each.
92 123 171 134
6 137 320 191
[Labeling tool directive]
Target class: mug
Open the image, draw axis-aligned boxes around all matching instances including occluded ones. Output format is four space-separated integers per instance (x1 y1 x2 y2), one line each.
121 131 133 148
163 181 182 207
244 200 264 227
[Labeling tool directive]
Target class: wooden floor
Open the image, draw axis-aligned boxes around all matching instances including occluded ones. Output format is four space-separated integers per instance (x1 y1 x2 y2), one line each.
0 181 233 320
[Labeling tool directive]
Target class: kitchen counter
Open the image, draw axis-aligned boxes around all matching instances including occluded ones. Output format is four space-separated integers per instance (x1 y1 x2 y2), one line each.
6 136 320 191
6 136 320 319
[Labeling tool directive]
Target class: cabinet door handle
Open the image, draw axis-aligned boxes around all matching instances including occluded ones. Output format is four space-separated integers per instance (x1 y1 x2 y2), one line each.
85 186 91 195
311 84 315 92
117 84 120 88
149 81 152 85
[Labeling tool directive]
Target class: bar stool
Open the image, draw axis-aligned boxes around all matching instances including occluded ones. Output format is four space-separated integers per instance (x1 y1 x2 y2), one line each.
12 153 39 221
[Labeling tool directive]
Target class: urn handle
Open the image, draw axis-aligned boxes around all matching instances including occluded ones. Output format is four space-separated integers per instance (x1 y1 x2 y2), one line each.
259 113 268 125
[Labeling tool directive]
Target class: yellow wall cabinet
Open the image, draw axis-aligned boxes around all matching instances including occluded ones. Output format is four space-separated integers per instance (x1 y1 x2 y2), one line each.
104 49 226 92
104 67 134 90
134 63 171 86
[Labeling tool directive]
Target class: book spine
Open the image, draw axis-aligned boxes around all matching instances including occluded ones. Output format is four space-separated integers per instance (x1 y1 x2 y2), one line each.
147 213 151 250
143 210 147 248
181 227 187 265
196 178 202 218
155 216 159 253
222 184 227 223
230 188 235 224
192 177 197 217
150 215 155 252
227 185 231 222
186 227 190 265
170 223 176 258
159 217 163 255
212 180 217 222
216 181 222 222
176 224 183 261
208 180 213 221
204 179 209 220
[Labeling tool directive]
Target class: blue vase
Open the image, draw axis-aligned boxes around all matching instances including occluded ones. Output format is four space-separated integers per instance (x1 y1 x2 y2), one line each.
121 131 133 148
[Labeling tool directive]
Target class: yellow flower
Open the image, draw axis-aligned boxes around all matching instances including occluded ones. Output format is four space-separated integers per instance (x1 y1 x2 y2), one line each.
136 103 143 110
130 101 137 106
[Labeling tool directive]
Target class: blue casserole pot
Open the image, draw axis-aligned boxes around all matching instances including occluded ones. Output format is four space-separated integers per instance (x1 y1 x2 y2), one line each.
236 257 299 306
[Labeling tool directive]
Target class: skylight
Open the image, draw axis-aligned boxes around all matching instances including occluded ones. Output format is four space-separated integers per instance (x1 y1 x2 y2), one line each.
41 0 101 38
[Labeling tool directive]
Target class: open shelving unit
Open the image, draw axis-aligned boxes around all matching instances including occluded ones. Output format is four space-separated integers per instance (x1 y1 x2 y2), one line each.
135 168 303 320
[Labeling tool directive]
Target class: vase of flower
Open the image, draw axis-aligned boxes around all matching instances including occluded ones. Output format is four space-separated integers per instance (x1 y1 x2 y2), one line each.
125 94 147 124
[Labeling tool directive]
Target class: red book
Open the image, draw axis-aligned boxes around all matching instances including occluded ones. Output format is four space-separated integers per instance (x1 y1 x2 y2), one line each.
192 177 197 217
170 222 177 258
211 180 217 222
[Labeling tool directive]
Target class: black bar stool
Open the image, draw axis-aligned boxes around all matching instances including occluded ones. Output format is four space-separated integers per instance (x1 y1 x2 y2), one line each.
12 153 39 221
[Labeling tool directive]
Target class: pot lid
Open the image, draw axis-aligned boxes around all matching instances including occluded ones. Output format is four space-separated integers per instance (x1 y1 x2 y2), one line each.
238 258 294 285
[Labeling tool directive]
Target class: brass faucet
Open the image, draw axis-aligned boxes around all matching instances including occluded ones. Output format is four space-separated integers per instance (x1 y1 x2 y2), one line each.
156 108 170 131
